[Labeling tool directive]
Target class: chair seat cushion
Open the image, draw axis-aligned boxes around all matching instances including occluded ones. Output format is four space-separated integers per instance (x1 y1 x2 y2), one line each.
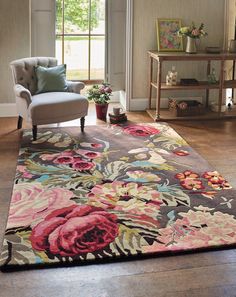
29 92 89 125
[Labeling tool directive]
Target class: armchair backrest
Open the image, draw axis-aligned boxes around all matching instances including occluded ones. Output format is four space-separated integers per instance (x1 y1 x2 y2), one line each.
10 57 58 95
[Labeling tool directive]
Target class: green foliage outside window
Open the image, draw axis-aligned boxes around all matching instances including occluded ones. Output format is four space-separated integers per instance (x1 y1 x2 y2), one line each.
56 0 102 33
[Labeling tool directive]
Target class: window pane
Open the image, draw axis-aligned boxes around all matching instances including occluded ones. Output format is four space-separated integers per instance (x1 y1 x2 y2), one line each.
56 0 63 34
91 0 105 34
64 0 89 34
90 36 105 80
55 36 63 64
56 0 106 82
64 36 89 81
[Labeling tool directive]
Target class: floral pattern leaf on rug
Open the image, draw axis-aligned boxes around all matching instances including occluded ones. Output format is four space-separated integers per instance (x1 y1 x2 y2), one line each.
103 161 132 180
0 123 236 270
157 183 191 207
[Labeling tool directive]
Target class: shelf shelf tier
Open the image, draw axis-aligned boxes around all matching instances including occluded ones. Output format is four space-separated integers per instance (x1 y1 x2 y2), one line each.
151 81 236 91
146 108 236 122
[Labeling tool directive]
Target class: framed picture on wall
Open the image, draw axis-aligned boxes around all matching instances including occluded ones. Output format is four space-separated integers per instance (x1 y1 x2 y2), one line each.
156 19 183 52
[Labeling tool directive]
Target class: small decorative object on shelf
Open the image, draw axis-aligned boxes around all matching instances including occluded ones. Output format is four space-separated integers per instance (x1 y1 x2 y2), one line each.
177 22 207 54
227 97 234 110
87 83 112 121
207 68 218 84
166 66 178 86
169 98 205 117
206 47 221 54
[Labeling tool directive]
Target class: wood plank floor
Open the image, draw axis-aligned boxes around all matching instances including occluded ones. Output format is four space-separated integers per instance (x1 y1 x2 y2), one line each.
0 105 236 297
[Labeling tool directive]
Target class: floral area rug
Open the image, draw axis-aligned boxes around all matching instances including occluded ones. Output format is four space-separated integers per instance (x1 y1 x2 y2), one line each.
1 123 236 270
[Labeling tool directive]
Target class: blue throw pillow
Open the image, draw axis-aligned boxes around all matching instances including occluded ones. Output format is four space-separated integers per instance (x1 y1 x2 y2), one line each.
35 64 68 94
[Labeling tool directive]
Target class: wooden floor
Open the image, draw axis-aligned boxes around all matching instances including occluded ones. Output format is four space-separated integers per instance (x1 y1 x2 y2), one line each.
1 105 236 297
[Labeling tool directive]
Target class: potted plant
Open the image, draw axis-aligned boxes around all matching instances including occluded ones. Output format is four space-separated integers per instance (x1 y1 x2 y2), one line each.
177 23 207 53
87 83 112 120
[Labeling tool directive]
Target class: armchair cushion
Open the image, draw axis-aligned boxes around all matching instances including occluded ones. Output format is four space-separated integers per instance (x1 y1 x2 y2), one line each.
29 92 88 125
35 64 68 94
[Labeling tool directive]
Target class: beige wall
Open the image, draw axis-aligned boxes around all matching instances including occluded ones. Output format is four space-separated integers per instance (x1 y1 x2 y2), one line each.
132 0 225 100
0 0 30 104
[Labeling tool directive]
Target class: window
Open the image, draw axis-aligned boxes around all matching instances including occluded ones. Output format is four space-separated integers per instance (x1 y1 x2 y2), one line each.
56 0 106 83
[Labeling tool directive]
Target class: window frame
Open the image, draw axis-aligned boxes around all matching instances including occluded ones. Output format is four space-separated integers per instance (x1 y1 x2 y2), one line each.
56 0 106 83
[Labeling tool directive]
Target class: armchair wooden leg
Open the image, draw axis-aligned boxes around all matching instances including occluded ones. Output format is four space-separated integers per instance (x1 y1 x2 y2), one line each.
32 125 37 141
17 116 23 129
80 117 85 133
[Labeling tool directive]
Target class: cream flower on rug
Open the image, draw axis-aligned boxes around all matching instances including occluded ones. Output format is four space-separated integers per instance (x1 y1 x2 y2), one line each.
87 181 163 217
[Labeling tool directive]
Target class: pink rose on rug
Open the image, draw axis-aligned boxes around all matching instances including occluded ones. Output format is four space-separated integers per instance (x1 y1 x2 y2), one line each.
7 183 75 229
17 165 33 179
40 151 73 161
123 125 160 137
144 210 236 253
30 205 119 257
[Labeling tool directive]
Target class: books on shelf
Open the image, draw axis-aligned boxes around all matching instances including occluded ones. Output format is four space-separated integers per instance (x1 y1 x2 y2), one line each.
180 78 199 85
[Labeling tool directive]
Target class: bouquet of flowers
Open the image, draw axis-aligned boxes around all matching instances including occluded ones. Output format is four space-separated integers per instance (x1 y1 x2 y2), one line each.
177 23 207 39
87 83 112 104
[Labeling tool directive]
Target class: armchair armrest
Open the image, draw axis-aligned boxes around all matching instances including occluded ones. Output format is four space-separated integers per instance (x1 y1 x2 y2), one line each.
67 81 85 94
14 84 32 106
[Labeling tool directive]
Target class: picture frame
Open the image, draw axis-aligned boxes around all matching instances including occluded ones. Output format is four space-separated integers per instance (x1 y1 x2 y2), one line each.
156 19 183 52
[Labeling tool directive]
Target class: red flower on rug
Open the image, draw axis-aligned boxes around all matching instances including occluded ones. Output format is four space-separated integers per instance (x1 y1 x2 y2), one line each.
30 205 119 257
75 149 102 159
54 155 74 164
72 160 95 171
175 170 199 180
173 150 190 156
123 125 160 137
202 171 232 190
180 179 205 191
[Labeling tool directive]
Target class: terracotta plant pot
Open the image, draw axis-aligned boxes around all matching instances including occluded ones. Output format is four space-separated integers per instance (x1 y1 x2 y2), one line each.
95 103 109 121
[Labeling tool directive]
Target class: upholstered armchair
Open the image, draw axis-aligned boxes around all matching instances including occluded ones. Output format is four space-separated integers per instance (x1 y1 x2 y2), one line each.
10 57 89 140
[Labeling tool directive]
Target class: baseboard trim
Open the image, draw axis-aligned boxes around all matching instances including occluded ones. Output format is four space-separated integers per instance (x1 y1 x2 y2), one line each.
129 96 203 111
129 98 169 111
0 103 17 117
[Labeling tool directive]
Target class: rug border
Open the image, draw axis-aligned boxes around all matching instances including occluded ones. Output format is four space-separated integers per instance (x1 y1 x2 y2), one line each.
1 242 236 273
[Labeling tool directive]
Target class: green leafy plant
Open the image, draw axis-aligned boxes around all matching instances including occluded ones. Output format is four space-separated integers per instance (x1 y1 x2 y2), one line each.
177 23 207 39
87 83 112 104
56 0 101 33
